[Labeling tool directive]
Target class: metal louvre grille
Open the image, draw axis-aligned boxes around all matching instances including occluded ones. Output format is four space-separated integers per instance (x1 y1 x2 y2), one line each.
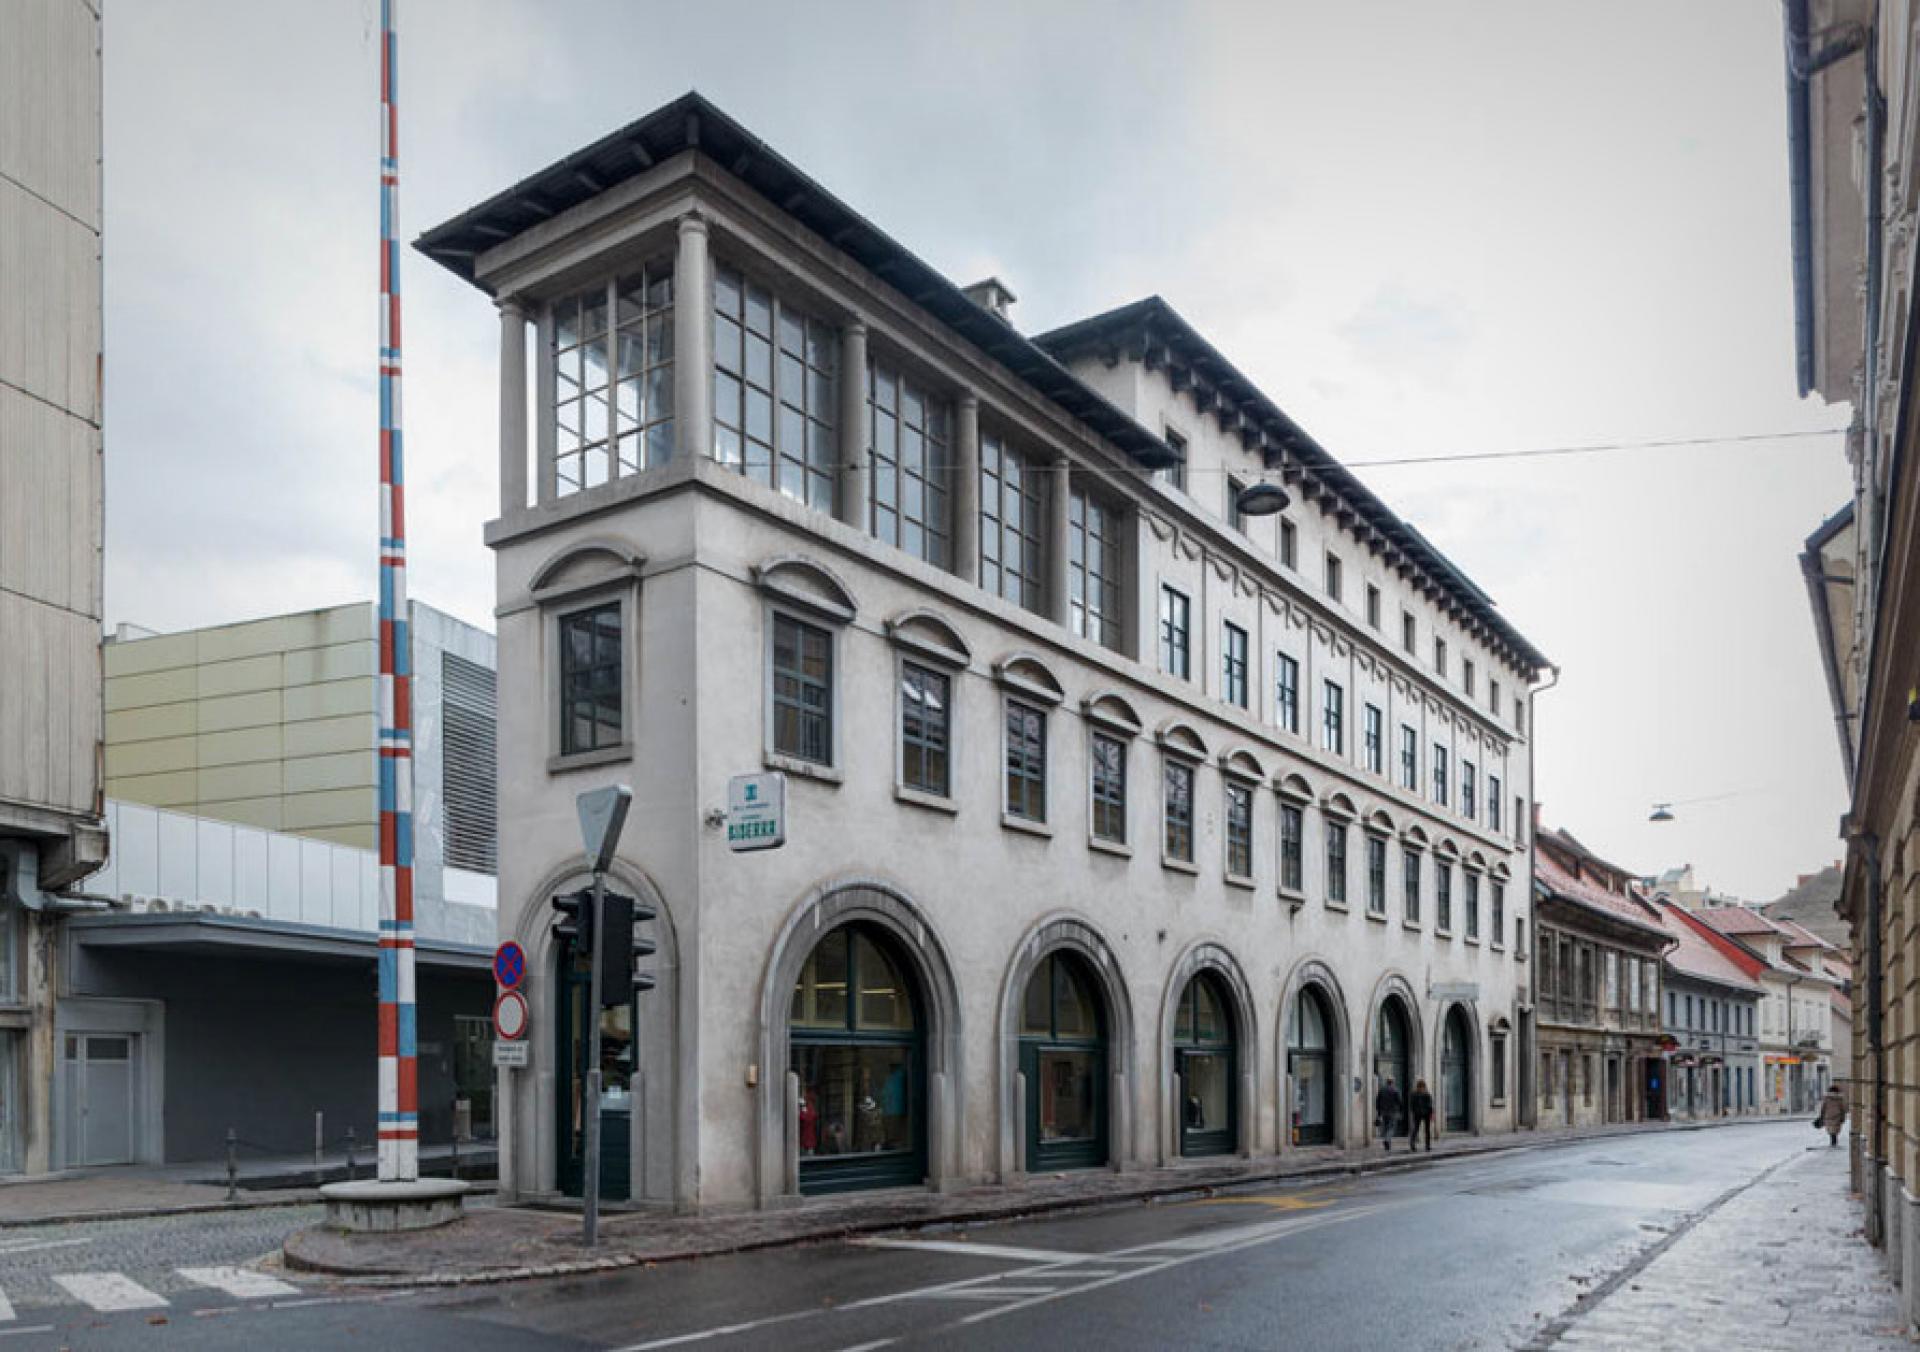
442 653 498 875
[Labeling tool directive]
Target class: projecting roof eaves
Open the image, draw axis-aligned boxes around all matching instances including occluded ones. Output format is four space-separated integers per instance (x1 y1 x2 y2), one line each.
414 91 1178 475
1033 297 1550 676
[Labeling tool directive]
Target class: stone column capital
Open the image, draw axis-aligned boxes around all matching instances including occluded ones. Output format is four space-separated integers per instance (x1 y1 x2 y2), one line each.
497 294 530 321
677 209 711 239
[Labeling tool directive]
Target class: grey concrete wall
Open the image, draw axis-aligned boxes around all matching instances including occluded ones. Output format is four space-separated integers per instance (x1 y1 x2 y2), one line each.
67 948 490 1162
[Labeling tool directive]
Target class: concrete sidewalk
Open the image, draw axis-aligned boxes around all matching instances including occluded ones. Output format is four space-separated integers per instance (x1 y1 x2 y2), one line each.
282 1113 1781 1287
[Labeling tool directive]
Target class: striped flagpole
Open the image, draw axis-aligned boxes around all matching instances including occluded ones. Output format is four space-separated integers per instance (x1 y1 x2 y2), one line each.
376 0 418 1184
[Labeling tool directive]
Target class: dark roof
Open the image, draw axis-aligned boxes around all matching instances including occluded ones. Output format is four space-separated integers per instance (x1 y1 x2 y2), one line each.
415 91 1176 473
1033 297 1548 674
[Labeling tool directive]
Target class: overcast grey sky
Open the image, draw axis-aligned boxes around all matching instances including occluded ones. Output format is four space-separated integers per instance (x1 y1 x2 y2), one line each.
101 1 1852 899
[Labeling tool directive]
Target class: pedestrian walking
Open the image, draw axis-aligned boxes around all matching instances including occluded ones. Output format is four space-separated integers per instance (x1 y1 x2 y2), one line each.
1815 1085 1847 1148
1408 1078 1435 1152
1375 1077 1404 1152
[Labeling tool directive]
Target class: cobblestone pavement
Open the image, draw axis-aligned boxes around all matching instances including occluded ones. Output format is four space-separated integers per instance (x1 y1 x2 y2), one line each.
1547 1143 1909 1350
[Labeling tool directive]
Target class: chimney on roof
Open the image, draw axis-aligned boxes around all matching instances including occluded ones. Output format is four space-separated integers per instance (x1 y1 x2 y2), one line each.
962 277 1018 325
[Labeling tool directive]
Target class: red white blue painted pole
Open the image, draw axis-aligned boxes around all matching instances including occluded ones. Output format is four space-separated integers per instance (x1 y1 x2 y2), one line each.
376 0 418 1184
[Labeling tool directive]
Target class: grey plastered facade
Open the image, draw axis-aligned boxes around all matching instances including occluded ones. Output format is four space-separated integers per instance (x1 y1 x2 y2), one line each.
427 93 1549 1212
0 0 109 1176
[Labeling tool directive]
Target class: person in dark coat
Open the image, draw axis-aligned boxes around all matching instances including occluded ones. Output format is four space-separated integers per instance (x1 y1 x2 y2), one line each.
1375 1077 1404 1151
1408 1079 1435 1151
1816 1085 1847 1147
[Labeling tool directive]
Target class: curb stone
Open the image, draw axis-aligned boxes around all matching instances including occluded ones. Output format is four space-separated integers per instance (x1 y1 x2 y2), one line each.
286 1115 1774 1290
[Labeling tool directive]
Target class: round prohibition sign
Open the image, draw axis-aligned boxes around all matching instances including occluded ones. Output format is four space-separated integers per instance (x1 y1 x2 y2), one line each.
493 940 526 990
494 989 531 1042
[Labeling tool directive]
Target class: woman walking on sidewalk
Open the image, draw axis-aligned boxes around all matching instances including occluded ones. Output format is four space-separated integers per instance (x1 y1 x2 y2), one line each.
1408 1079 1435 1152
1815 1086 1847 1147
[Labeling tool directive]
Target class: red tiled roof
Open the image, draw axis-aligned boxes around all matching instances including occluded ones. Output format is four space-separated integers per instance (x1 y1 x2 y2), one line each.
1694 904 1783 938
1535 841 1666 935
1656 900 1763 992
1832 988 1853 1018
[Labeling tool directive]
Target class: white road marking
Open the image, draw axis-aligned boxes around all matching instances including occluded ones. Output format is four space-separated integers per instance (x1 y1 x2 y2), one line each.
855 1238 1096 1264
53 1272 169 1312
177 1266 299 1300
0 1327 54 1339
615 1307 830 1351
834 1341 896 1352
0 1237 92 1257
0 1285 12 1321
911 1285 1060 1300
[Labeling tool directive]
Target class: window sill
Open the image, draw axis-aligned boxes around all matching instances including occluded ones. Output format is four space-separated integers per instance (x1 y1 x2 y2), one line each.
1464 935 1481 947
766 752 843 785
1435 928 1453 941
1325 899 1349 913
548 743 632 773
1162 856 1199 876
1089 836 1133 859
1402 918 1422 932
1277 884 1306 906
1225 873 1256 892
895 785 958 815
1001 812 1053 839
1365 909 1388 924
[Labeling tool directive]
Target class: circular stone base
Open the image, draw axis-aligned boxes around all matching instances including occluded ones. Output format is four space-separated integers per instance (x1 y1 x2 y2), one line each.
318 1178 470 1233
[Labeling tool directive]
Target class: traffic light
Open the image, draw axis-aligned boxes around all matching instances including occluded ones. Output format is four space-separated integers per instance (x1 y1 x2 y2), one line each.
550 887 595 956
596 891 659 1006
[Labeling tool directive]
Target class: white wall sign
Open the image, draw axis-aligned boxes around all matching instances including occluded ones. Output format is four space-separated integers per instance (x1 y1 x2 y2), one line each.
727 772 786 852
1430 981 1480 1002
493 1040 530 1069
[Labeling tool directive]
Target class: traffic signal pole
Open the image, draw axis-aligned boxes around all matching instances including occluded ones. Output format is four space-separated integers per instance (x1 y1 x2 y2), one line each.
583 870 606 1248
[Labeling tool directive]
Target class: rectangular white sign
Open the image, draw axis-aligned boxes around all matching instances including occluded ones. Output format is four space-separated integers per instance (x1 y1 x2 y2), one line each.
1430 981 1480 1002
493 1040 530 1069
728 772 787 852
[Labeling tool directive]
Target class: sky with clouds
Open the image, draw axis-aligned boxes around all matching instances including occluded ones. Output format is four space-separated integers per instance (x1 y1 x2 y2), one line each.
101 1 1852 899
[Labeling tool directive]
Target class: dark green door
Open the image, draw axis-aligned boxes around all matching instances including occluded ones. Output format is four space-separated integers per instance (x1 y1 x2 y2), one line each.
1174 973 1236 1157
1020 953 1108 1172
555 939 637 1200
790 925 926 1195
1288 986 1334 1147
1442 1008 1471 1132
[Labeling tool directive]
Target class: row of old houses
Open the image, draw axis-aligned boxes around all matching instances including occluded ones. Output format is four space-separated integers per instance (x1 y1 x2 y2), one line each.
1534 826 1849 1131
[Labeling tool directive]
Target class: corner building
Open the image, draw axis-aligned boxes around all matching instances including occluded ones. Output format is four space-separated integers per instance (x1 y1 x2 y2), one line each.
420 93 1549 1209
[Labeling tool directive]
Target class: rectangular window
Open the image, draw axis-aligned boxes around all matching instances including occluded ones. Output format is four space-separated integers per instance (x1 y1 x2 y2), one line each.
1004 700 1048 822
1492 882 1506 947
1462 761 1477 818
899 662 951 797
1514 794 1526 843
771 613 833 765
1090 732 1128 844
1669 991 1677 1025
1463 659 1476 698
1366 834 1387 915
1222 622 1249 708
1068 489 1122 651
442 653 498 874
1433 744 1450 806
1515 697 1526 734
1325 552 1342 602
1490 678 1502 717
1434 635 1447 677
1366 584 1381 629
1326 819 1349 904
559 602 623 755
1403 848 1421 924
1437 861 1453 931
551 263 675 496
980 432 1045 612
1465 872 1481 940
868 361 952 567
1364 704 1383 774
1164 760 1195 863
1227 476 1247 533
1280 518 1297 569
1489 776 1503 832
1225 783 1254 879
1281 803 1304 891
1491 1037 1507 1106
1400 726 1418 790
1276 653 1300 734
1402 610 1416 654
1159 427 1188 491
1322 681 1345 755
713 264 836 511
1159 586 1191 680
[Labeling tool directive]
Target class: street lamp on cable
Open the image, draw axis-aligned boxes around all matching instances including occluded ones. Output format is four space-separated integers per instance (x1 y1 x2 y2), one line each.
1234 481 1290 517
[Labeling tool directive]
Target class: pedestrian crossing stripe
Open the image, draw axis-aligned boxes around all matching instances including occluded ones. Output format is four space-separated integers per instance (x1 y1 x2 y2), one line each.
178 1266 299 1300
52 1272 167 1312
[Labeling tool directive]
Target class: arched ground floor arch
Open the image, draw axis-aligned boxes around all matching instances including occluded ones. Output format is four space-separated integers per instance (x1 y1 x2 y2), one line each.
1279 958 1353 1150
1158 942 1257 1163
1438 1002 1480 1134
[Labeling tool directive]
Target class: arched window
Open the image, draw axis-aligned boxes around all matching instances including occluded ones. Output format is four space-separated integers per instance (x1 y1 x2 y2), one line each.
789 925 924 1193
1288 986 1335 1146
1019 953 1107 1171
1173 972 1237 1157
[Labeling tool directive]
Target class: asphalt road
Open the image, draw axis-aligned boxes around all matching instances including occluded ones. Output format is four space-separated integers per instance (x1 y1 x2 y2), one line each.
0 1120 1826 1350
